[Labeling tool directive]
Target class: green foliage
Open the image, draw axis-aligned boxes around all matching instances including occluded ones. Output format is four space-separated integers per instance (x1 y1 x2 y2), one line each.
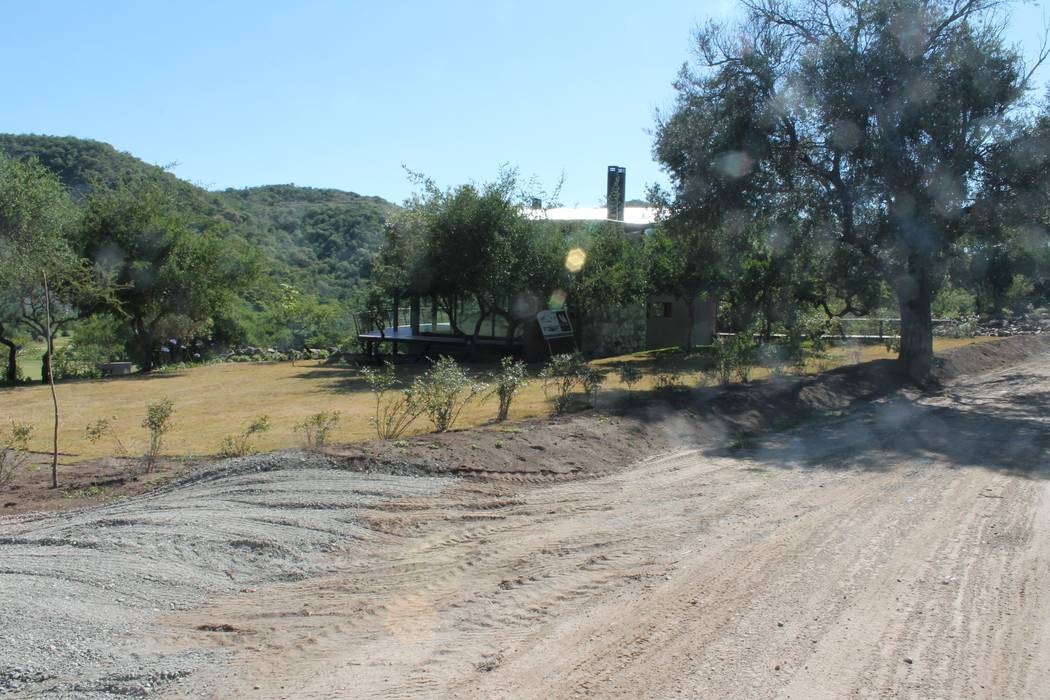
294 411 340 448
0 135 396 352
0 421 34 487
539 353 588 415
78 179 260 371
714 335 758 384
219 415 272 457
361 362 422 440
84 416 127 456
653 0 1042 377
490 356 529 422
1003 274 1035 316
263 283 344 351
568 223 648 320
142 398 175 472
577 364 604 406
653 369 684 391
412 356 486 433
375 169 574 342
932 285 977 320
618 364 642 393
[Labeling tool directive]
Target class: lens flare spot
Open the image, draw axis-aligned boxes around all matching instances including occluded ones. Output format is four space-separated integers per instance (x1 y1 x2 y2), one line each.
565 247 587 272
549 289 568 309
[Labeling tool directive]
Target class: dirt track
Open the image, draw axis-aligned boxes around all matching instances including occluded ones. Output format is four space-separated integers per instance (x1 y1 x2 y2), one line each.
2 347 1049 698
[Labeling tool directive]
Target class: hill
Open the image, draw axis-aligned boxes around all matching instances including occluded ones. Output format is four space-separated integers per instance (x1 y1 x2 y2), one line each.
0 134 398 305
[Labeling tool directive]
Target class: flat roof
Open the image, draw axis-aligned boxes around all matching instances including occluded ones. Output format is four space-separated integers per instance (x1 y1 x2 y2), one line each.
523 206 658 227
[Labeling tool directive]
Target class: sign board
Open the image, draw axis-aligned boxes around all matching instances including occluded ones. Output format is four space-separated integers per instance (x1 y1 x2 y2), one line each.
537 309 574 339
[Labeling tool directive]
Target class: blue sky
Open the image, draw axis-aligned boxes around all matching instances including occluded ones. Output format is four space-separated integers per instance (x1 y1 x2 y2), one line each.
4 1 1049 206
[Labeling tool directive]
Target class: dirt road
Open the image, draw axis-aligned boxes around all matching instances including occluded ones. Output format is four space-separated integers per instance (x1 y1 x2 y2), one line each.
2 351 1049 698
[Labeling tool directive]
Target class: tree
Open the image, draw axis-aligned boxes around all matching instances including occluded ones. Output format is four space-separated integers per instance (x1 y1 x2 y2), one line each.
565 222 649 346
77 180 259 371
376 169 565 346
655 0 1049 379
0 154 81 486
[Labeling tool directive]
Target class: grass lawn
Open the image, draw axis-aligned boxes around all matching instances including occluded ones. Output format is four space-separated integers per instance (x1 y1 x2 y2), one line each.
0 336 999 463
18 337 72 382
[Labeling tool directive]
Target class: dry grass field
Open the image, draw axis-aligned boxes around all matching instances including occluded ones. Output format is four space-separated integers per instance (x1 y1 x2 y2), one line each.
0 336 998 463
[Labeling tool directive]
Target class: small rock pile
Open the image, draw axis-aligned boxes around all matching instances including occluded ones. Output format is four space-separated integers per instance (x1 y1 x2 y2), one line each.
221 346 340 363
977 311 1049 337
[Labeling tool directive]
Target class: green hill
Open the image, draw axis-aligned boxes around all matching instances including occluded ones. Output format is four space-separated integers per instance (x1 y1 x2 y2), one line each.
0 134 398 306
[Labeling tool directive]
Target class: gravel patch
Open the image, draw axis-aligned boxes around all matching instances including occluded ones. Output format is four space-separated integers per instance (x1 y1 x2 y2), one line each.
0 451 453 697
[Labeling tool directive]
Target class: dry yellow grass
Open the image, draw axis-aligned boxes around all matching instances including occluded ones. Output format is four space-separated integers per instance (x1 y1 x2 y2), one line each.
0 336 999 463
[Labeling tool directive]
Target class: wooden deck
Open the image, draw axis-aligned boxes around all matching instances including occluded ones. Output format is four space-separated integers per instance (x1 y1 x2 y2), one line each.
357 326 522 356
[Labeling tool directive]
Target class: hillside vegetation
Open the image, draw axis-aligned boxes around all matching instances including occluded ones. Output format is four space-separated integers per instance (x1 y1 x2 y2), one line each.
0 134 397 306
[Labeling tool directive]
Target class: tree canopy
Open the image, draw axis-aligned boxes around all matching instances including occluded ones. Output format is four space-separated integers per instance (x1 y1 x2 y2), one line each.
654 0 1050 378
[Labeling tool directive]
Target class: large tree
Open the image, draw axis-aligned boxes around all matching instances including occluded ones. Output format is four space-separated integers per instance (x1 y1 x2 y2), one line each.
77 179 259 371
655 0 1048 379
376 169 566 345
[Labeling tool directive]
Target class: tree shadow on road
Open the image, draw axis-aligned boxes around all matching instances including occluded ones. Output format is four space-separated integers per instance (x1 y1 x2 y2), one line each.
732 375 1050 478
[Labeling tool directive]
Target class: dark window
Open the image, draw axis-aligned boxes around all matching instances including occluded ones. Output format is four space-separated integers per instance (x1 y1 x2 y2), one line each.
648 302 673 318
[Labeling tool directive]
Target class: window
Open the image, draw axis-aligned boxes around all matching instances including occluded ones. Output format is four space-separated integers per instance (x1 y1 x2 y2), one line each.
647 302 673 318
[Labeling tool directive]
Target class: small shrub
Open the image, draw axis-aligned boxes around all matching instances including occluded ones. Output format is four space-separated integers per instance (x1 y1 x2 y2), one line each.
490 357 529 422
219 415 273 457
618 364 642 393
653 369 683 391
539 353 586 415
714 335 758 383
294 411 341 448
142 398 175 472
578 365 604 407
362 362 423 440
84 417 128 456
756 344 788 377
0 422 34 487
413 356 487 432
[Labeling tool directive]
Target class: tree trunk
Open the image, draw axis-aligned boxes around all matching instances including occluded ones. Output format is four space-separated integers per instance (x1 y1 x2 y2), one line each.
684 297 696 353
0 332 17 383
896 251 934 382
43 271 59 489
134 317 154 372
40 347 52 384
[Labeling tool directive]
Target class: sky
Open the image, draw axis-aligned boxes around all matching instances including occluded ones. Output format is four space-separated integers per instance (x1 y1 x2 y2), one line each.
4 0 1049 207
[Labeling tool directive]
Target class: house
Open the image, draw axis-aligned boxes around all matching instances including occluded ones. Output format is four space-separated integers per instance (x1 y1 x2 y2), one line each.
357 166 715 360
523 166 716 358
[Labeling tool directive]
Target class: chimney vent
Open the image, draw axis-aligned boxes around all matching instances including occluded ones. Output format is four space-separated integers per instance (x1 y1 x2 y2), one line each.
606 166 626 221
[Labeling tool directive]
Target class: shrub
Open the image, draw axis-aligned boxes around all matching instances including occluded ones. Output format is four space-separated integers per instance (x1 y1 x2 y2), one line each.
142 398 175 472
653 370 683 391
362 362 423 440
84 417 128 456
52 344 106 380
294 411 341 448
0 422 34 487
413 356 486 432
578 365 604 407
618 364 642 393
490 357 529 422
219 415 272 457
714 335 758 383
759 344 790 377
932 285 977 319
1004 273 1035 316
540 353 586 415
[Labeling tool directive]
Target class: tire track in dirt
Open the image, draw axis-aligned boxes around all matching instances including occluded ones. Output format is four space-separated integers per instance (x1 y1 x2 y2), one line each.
163 357 1050 699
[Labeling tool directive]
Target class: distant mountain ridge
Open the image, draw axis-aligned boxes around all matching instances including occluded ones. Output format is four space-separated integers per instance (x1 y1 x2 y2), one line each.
0 134 398 305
